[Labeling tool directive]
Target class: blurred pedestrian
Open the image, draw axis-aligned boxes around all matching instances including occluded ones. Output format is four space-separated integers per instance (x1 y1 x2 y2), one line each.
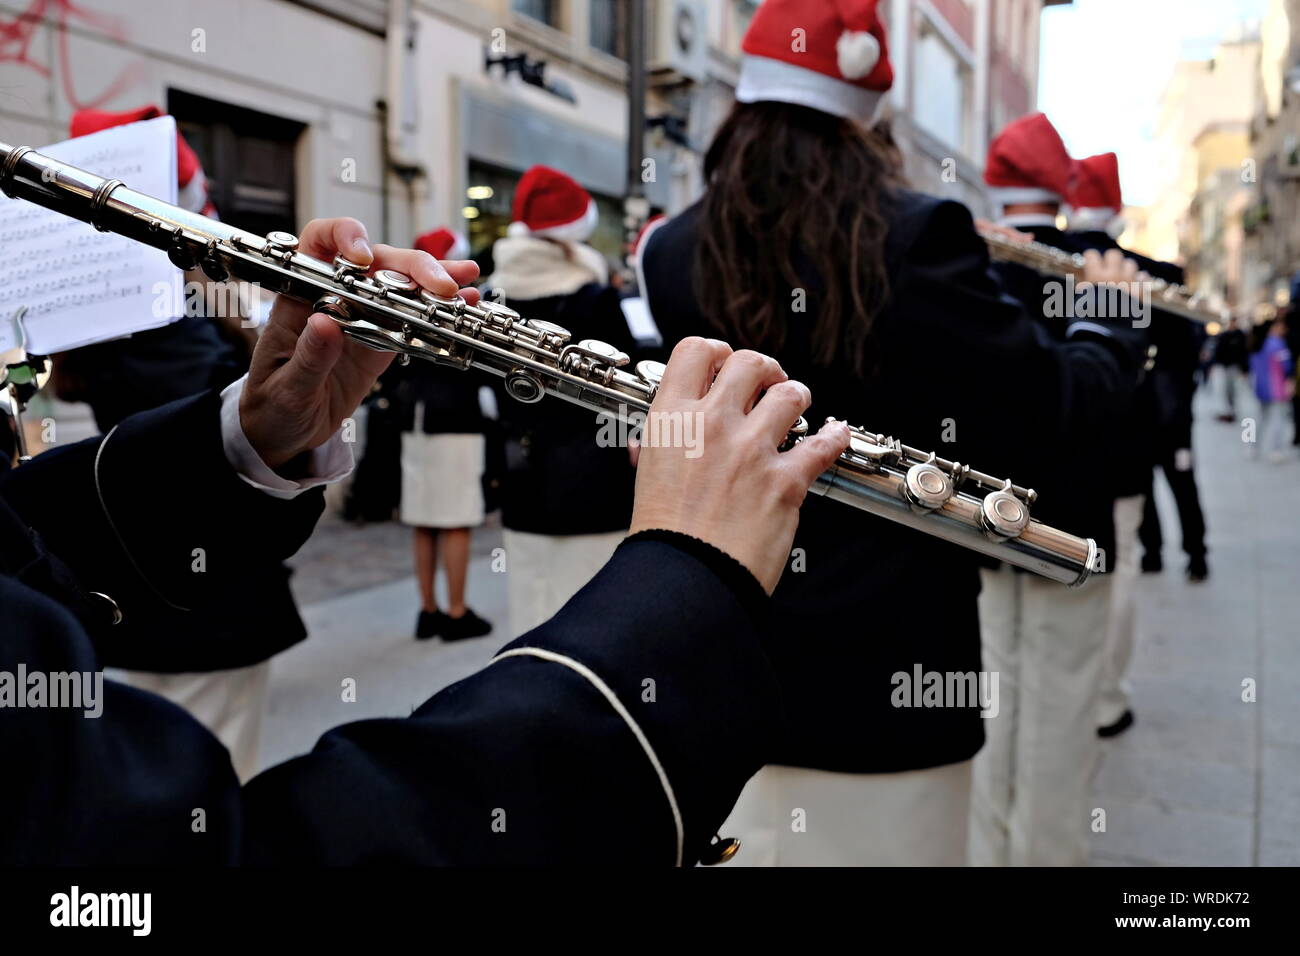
1287 277 1300 448
1249 318 1295 462
397 229 494 641
483 167 638 638
1211 319 1249 423
1137 311 1210 581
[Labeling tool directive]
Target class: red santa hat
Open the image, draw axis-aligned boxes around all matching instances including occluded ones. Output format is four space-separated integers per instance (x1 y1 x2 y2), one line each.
415 227 471 260
1066 152 1125 234
735 0 893 123
69 105 216 217
507 165 597 241
984 112 1075 215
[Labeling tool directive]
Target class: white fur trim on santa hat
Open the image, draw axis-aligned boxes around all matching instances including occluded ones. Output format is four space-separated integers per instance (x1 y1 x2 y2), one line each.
998 212 1059 230
177 170 209 215
736 54 884 123
986 185 1064 212
511 199 599 243
837 30 880 80
1063 205 1119 233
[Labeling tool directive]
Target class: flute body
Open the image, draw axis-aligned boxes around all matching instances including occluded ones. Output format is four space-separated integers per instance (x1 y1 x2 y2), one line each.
979 228 1223 327
0 142 1098 586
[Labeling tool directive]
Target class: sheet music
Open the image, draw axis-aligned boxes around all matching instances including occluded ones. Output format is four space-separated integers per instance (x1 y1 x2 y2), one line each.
0 116 182 354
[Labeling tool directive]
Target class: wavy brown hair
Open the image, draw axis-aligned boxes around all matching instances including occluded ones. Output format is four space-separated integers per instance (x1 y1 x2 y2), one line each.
695 102 902 374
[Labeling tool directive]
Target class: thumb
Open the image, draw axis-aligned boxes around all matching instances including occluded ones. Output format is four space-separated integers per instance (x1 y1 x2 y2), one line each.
282 313 344 396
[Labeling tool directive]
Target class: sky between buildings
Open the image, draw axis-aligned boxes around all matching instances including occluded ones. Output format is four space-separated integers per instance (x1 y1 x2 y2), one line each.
1038 0 1270 207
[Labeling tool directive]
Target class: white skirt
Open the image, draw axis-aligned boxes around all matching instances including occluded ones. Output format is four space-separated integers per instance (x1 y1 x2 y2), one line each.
502 528 626 638
399 431 485 528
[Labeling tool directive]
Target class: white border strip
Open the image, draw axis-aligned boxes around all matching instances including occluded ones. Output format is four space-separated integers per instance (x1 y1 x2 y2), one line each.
491 646 684 866
631 215 667 346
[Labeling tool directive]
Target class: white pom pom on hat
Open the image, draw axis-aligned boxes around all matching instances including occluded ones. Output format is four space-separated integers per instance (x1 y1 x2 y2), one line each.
507 221 531 237
836 30 880 80
733 0 893 123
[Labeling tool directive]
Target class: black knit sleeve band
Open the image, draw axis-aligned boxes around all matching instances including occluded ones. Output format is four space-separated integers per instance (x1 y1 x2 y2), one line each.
622 529 770 623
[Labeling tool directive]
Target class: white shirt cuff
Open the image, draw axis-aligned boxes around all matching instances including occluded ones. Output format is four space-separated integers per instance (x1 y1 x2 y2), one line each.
219 375 355 500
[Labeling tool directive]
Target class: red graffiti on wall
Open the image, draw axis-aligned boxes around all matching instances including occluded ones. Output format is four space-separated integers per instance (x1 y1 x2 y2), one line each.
1 0 142 111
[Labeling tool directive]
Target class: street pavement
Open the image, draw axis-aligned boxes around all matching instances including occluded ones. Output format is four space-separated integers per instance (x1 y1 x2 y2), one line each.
258 394 1299 866
261 514 510 770
1088 393 1299 866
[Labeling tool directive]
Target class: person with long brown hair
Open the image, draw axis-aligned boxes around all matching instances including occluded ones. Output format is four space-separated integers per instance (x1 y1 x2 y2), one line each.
640 0 1147 865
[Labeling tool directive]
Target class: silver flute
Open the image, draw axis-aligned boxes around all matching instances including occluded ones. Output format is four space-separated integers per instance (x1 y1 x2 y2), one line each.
979 227 1225 327
0 142 1097 586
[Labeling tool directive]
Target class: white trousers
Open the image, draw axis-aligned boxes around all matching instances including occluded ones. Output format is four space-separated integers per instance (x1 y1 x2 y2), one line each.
1261 401 1291 455
118 661 271 782
969 566 1112 866
716 760 973 866
1098 495 1145 728
502 528 626 639
1215 365 1246 416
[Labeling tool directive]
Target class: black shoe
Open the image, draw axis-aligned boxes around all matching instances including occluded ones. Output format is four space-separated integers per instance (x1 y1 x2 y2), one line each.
415 610 446 640
1140 554 1163 574
1186 556 1209 583
1098 709 1135 738
441 608 493 641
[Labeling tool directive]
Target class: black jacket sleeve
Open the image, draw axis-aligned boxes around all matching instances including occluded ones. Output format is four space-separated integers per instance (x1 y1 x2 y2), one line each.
0 574 244 865
888 200 1148 514
0 390 323 670
240 535 781 866
1 534 780 866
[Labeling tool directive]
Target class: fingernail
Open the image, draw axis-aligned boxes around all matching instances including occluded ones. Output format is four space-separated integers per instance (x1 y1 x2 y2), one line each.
352 238 373 261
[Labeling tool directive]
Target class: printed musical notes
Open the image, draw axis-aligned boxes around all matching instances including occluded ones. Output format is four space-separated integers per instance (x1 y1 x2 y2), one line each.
0 116 181 354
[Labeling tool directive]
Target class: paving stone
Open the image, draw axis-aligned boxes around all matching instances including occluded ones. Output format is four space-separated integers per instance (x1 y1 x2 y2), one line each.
1092 748 1255 817
1088 799 1253 867
1090 396 1298 866
260 554 511 771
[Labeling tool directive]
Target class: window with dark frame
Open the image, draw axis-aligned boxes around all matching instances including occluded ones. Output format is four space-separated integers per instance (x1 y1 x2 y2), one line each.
513 0 560 30
590 0 627 59
167 89 305 239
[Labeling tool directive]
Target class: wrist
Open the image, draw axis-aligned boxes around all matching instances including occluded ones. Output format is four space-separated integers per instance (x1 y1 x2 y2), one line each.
238 393 294 470
627 518 777 595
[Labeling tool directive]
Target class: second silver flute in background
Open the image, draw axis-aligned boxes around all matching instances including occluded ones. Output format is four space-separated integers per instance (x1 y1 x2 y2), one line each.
0 142 1099 586
979 227 1224 327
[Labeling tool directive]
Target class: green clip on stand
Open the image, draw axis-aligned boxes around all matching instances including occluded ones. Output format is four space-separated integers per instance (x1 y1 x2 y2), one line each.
1 307 52 466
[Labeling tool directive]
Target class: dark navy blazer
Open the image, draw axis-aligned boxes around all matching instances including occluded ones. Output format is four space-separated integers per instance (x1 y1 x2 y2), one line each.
1 394 779 865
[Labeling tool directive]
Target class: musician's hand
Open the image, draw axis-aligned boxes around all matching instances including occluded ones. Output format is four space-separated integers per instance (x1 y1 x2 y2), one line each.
240 217 481 470
1080 247 1141 287
628 337 851 594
